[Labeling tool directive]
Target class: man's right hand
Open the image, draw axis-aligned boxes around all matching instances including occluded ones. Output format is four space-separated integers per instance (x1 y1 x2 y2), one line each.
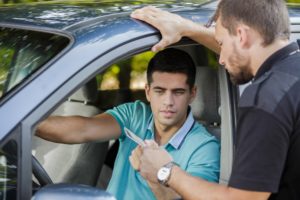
131 6 220 54
138 140 173 183
131 6 191 52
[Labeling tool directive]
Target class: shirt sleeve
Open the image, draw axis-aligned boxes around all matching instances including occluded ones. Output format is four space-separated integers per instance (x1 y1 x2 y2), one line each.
105 100 150 140
186 138 220 183
105 102 132 139
229 108 289 192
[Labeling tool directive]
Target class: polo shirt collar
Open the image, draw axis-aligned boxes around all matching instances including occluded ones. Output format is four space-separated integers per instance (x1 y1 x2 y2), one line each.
147 107 195 149
254 42 300 81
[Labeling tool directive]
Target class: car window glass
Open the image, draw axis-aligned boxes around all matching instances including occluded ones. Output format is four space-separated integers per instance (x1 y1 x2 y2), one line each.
0 140 18 200
0 27 69 99
96 51 154 110
31 45 222 191
97 51 154 90
289 32 300 43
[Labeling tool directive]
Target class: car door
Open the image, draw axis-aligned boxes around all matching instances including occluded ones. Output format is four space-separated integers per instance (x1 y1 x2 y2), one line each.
0 10 237 200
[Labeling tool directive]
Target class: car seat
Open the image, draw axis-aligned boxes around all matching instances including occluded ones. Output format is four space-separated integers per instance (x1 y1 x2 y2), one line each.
32 78 108 187
191 66 221 140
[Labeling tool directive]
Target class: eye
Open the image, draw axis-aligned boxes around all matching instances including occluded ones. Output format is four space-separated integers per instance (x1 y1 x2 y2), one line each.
174 90 185 95
154 89 164 94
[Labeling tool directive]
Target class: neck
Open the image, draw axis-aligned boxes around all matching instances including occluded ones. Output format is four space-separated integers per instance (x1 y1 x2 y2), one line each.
154 126 176 146
154 117 187 146
250 39 290 76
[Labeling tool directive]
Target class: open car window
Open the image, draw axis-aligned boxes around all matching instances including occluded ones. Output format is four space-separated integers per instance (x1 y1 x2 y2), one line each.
0 27 69 99
31 45 224 189
96 51 154 110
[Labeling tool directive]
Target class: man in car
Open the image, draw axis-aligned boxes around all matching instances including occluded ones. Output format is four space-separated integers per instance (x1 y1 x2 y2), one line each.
36 48 220 200
130 0 300 199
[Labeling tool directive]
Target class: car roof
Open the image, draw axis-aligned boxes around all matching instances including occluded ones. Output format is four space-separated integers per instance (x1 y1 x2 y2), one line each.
0 0 215 30
1 1 299 37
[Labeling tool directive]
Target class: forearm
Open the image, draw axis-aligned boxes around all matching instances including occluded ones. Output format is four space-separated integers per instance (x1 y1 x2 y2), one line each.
147 181 180 200
182 19 220 54
168 166 271 200
139 143 271 200
168 166 229 200
36 116 91 144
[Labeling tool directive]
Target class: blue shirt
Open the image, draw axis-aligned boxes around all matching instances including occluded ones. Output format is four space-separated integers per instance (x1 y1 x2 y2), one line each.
106 100 220 200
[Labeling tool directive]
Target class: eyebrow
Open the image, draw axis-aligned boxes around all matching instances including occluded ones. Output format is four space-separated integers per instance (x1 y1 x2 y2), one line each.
153 86 165 90
152 86 187 92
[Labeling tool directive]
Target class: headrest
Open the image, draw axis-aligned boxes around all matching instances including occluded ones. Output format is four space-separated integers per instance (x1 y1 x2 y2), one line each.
68 78 98 103
191 67 220 124
52 78 99 117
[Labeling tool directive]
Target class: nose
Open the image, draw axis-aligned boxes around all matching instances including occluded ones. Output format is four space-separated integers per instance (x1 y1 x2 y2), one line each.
218 52 225 66
163 92 174 106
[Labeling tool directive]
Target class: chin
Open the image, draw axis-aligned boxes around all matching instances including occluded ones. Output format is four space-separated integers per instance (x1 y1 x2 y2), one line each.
159 119 176 127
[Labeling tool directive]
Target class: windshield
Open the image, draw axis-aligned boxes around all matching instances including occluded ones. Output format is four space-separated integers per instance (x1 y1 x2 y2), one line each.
0 27 69 99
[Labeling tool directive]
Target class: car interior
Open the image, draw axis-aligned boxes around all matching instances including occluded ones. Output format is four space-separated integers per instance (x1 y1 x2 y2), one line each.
31 44 231 193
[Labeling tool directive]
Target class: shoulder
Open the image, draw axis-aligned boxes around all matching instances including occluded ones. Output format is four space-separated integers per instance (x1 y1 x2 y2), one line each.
106 100 150 115
185 122 220 149
240 65 300 114
105 100 152 128
117 100 150 110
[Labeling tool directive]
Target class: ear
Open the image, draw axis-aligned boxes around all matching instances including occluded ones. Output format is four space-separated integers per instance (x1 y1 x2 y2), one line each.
236 25 251 49
189 86 197 104
145 84 151 102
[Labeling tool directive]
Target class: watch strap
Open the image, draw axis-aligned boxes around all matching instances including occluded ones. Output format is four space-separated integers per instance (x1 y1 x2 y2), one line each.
157 161 178 186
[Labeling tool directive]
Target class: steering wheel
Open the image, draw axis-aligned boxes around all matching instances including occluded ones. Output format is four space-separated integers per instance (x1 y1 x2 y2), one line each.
32 155 53 186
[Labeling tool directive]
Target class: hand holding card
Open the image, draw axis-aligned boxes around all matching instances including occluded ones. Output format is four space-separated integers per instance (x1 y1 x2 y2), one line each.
124 127 145 147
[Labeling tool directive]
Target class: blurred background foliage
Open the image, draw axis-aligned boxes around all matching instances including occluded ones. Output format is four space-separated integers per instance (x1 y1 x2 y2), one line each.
0 0 212 5
97 51 155 90
0 0 299 5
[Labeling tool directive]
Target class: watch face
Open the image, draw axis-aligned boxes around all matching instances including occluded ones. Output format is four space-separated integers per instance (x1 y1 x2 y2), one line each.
157 167 170 181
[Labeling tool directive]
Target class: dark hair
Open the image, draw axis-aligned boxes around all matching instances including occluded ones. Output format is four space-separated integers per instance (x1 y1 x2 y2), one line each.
147 48 196 89
206 0 290 46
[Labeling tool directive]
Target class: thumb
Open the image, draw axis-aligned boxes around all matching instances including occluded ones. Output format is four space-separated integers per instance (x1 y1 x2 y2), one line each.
151 36 171 52
144 140 159 148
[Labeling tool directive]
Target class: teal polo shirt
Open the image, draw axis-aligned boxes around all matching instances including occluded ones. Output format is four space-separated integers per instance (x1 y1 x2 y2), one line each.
106 100 220 200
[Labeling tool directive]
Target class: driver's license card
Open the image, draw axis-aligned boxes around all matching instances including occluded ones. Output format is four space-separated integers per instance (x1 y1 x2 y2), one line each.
124 127 145 147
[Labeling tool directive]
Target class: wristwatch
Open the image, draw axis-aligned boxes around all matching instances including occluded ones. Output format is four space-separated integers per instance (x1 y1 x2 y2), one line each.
157 161 177 186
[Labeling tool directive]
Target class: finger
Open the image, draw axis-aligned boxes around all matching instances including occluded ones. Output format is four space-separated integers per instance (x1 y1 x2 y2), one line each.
131 9 144 18
152 42 163 52
131 13 158 26
131 7 155 18
135 146 142 157
152 37 171 52
144 140 159 148
144 139 153 146
131 146 142 158
129 156 136 169
129 155 140 171
131 7 163 26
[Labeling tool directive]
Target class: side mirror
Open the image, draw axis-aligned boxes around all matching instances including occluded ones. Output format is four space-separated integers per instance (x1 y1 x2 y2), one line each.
32 183 116 200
